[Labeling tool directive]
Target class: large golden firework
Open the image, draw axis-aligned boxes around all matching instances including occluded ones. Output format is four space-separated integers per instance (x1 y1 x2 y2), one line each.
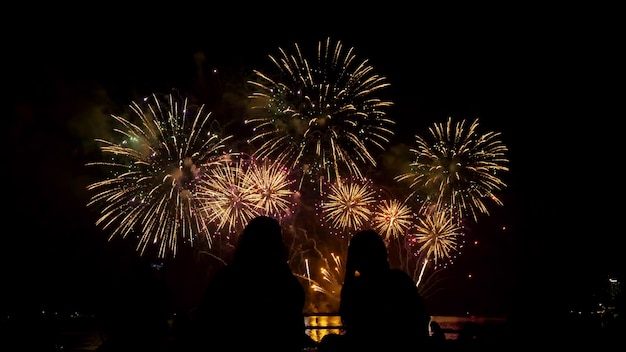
86 92 233 258
246 37 395 190
396 117 509 222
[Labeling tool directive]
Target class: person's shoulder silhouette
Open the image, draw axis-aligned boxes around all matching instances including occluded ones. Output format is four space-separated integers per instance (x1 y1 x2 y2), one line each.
189 216 311 352
320 229 430 351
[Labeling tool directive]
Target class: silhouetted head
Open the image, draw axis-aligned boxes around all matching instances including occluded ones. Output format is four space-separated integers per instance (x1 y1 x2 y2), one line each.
430 320 442 332
345 229 389 276
233 215 287 265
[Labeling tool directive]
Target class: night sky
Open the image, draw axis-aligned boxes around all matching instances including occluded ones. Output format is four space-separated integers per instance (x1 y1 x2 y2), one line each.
6 6 621 331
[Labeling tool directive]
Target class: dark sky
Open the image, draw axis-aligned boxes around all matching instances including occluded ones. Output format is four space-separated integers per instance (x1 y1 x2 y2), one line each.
6 7 622 325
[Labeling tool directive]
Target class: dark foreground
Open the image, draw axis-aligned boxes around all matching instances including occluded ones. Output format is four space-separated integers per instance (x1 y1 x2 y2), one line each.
0 312 622 351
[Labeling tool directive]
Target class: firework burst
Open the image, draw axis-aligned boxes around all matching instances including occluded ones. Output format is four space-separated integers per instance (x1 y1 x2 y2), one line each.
395 117 509 222
196 156 257 237
410 207 463 267
372 198 415 241
317 177 379 238
197 155 298 238
242 157 299 220
246 37 395 190
86 92 233 258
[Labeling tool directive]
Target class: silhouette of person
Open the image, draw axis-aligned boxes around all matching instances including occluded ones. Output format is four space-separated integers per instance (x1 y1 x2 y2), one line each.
429 320 448 351
318 229 431 351
454 321 483 352
189 215 314 352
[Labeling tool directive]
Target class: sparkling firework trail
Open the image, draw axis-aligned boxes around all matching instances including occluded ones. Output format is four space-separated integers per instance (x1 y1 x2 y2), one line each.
246 37 395 189
317 252 344 294
395 117 509 222
86 92 233 258
299 238 347 312
309 251 344 308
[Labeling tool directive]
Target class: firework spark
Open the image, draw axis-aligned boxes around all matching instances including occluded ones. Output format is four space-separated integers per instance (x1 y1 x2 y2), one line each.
318 177 378 237
310 251 344 305
318 252 344 293
372 198 415 241
395 117 509 222
86 92 233 258
297 236 347 313
245 37 395 189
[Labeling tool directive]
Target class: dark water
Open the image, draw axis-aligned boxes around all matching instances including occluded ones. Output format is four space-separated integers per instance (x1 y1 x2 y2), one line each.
304 315 507 343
